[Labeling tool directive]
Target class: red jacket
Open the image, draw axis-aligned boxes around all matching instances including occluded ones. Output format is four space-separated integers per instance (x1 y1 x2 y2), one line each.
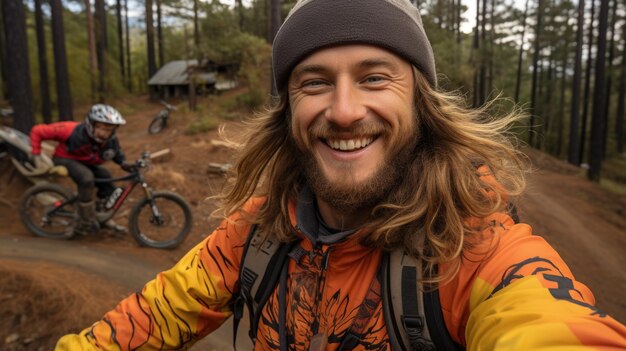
30 121 125 165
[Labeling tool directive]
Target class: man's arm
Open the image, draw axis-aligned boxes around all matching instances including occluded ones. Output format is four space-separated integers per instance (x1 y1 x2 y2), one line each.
54 209 256 350
110 137 126 165
29 122 73 155
453 214 626 350
29 124 48 156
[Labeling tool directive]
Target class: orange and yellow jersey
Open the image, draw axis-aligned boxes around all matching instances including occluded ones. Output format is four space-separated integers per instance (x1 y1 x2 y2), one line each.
56 197 626 350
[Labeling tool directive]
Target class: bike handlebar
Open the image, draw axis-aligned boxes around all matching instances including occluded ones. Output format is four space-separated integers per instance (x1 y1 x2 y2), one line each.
0 108 13 117
159 101 177 111
136 152 151 168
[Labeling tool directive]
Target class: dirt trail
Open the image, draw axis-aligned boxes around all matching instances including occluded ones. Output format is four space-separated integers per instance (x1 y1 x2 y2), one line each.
0 98 624 349
517 151 626 323
0 236 250 351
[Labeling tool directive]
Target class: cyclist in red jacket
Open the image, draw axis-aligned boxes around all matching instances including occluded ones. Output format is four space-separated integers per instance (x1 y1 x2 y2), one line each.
30 104 132 235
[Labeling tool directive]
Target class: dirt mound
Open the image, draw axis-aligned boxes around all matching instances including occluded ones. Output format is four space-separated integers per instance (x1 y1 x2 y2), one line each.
0 259 127 350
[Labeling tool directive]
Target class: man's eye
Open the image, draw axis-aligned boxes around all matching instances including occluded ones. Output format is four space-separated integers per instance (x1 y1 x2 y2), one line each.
364 76 385 84
303 80 326 88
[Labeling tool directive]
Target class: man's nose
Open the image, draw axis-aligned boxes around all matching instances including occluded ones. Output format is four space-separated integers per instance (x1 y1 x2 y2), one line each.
325 78 366 128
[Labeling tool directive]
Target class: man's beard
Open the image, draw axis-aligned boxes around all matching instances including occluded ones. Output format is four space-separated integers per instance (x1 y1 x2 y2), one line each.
295 123 419 215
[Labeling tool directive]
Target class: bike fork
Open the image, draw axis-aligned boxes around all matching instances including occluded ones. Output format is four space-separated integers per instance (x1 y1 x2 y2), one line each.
141 182 164 225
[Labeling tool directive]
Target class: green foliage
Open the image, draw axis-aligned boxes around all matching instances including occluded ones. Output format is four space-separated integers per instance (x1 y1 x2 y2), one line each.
183 97 222 135
235 88 266 111
186 115 220 134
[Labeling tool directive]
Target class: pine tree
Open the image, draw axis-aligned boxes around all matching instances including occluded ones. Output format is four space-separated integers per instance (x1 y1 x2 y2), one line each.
116 0 125 81
2 0 35 132
34 0 52 122
85 0 98 102
588 0 610 181
95 0 107 101
50 0 73 120
568 0 584 165
579 0 596 165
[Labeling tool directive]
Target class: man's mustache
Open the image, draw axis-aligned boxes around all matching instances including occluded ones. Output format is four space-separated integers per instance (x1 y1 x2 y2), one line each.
307 119 388 139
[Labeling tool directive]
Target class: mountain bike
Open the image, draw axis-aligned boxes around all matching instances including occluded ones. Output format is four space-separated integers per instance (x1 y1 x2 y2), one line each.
19 151 192 249
148 101 177 135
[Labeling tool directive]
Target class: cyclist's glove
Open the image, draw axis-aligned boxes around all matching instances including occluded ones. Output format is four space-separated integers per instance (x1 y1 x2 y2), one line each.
120 162 136 173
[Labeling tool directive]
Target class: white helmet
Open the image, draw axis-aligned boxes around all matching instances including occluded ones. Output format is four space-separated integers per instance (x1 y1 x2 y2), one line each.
85 104 126 141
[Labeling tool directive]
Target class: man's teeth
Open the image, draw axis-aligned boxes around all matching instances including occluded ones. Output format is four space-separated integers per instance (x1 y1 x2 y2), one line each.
328 137 374 151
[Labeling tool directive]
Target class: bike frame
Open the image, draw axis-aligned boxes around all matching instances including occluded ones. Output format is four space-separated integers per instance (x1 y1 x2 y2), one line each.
46 168 155 221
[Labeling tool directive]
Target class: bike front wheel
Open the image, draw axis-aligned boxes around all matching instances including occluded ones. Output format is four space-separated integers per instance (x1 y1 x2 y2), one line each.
129 191 192 249
20 183 76 239
148 116 166 134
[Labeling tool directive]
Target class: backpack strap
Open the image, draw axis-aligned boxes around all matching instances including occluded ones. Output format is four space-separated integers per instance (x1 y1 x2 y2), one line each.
382 250 436 351
423 278 464 351
233 224 299 348
382 249 464 351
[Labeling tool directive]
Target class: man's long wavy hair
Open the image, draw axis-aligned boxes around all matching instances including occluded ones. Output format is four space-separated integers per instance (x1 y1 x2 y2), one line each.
215 70 528 284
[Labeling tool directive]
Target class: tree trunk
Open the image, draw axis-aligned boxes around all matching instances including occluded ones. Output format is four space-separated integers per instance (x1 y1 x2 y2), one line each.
156 0 163 68
472 0 480 107
95 0 106 101
529 0 544 147
456 0 461 44
269 0 281 95
487 0 495 96
514 0 530 103
588 0 610 182
541 51 555 151
2 0 35 132
252 0 261 38
116 0 125 82
146 0 157 97
556 18 572 158
85 0 98 102
478 0 487 105
193 0 199 59
579 0 595 166
237 0 244 31
50 0 73 120
556 62 566 157
270 0 281 42
265 0 270 42
567 0 584 165
601 0 617 159
0 1 6 101
34 0 52 123
124 0 131 91
616 30 626 154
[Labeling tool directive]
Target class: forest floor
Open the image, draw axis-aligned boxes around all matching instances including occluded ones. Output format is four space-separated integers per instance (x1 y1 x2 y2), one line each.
0 95 625 350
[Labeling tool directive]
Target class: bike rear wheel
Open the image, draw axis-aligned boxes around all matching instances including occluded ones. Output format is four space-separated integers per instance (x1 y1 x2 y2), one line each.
20 183 76 239
129 191 192 249
148 116 166 134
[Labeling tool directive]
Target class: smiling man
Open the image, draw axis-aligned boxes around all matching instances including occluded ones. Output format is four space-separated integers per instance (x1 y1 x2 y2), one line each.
56 0 626 350
290 45 419 229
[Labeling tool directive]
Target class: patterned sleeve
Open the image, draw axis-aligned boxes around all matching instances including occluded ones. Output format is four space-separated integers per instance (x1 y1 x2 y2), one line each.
54 205 257 350
442 212 626 350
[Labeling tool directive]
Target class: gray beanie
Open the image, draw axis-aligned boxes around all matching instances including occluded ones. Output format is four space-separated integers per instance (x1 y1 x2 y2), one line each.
272 0 436 93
